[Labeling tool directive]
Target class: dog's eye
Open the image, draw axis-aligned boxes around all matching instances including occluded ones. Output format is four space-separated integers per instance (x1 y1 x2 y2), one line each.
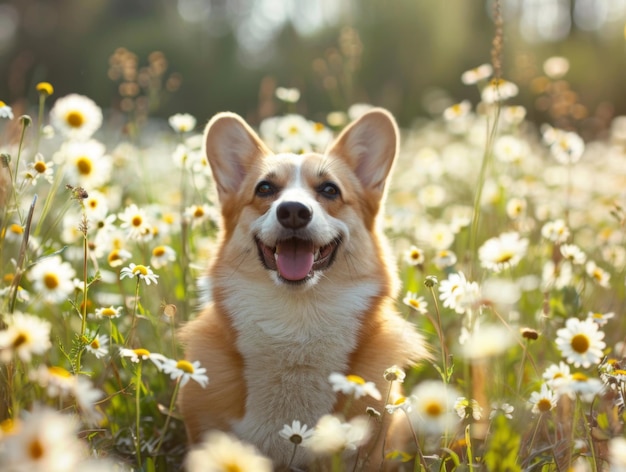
318 182 340 199
255 181 276 197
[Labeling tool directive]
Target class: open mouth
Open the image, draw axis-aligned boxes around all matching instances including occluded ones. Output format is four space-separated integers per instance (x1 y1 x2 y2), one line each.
256 236 340 283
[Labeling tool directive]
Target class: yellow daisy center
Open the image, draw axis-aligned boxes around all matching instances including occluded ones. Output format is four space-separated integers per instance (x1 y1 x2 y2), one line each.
36 82 54 95
223 463 243 472
132 265 148 276
100 307 118 317
424 400 443 417
12 332 29 349
193 207 205 218
48 366 72 378
43 273 59 290
288 125 299 135
572 372 588 382
131 215 143 227
65 110 85 128
346 374 365 385
536 398 553 413
313 122 325 132
394 396 407 406
0 100 6 107
408 299 422 309
9 224 24 235
0 418 16 434
28 438 45 460
90 338 100 349
495 251 515 264
76 156 93 175
133 348 151 357
34 161 48 173
570 334 590 354
153 246 166 257
176 360 195 373
410 250 421 260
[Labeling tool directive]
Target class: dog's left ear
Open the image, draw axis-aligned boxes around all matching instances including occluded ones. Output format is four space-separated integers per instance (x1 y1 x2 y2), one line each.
326 108 399 195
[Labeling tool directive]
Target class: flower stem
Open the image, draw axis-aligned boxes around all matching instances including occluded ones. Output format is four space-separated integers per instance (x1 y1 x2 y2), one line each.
134 361 143 469
154 377 181 456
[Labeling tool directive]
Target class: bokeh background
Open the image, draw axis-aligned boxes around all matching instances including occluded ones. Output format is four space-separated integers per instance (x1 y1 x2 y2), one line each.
1 0 626 134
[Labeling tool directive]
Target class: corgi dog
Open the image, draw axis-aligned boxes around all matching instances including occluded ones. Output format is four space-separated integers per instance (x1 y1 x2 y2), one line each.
178 108 429 470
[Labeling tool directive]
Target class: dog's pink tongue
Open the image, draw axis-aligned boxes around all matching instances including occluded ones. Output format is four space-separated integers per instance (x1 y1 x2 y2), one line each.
276 239 314 281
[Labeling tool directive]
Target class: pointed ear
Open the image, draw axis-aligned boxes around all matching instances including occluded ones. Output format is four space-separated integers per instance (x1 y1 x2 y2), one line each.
326 108 399 193
204 112 272 198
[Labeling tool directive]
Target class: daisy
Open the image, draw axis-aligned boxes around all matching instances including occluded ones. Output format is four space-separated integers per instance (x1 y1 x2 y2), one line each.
107 248 132 268
529 383 557 414
402 292 428 315
426 223 455 250
443 100 471 121
184 204 217 227
28 255 76 303
120 263 159 285
548 130 585 165
2 223 25 243
461 63 493 85
57 139 112 188
186 431 272 472
494 135 529 163
505 197 527 219
150 245 177 269
328 372 381 401
439 271 481 315
555 317 606 368
72 375 104 424
560 244 586 265
275 87 301 103
0 406 86 472
542 260 573 291
409 380 460 435
481 78 519 104
83 189 110 223
0 100 14 119
172 142 205 170
489 402 514 420
307 414 370 455
418 184 446 208
383 365 406 383
585 260 611 288
160 358 209 387
119 347 166 368
168 113 196 133
118 203 153 241
30 365 75 397
542 361 571 390
83 330 109 358
454 397 483 421
385 395 414 415
556 372 604 402
404 245 425 266
541 219 570 244
478 231 528 273
0 312 52 363
586 311 614 327
501 106 527 126
275 114 311 141
279 420 313 445
49 93 103 140
24 155 55 185
432 249 457 270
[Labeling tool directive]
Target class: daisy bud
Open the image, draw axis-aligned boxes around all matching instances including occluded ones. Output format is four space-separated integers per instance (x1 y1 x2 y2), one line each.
36 82 54 96
424 275 439 288
1 153 10 167
19 115 32 127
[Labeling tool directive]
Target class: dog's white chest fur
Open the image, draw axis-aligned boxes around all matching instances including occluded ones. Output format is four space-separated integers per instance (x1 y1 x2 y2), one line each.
221 278 378 463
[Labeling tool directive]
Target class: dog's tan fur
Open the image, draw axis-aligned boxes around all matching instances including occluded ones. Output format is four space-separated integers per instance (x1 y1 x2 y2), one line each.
178 109 429 470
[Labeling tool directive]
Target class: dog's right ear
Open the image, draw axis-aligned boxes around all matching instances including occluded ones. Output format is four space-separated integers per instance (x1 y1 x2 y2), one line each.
204 112 272 198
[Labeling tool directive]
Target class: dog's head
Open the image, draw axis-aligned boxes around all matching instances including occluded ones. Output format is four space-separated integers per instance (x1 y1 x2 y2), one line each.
204 109 399 290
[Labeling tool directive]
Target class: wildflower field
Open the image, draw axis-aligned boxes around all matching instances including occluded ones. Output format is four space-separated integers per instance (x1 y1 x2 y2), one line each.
2 28 626 472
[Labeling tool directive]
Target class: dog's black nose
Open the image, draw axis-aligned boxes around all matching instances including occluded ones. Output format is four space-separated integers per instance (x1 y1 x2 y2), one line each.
276 201 312 229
